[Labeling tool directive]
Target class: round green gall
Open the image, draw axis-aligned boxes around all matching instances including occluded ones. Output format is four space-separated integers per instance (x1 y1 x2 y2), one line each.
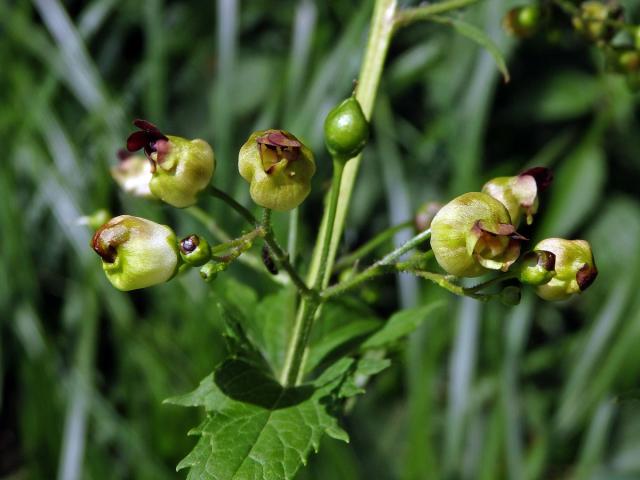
517 250 556 286
92 215 179 291
533 238 597 301
126 119 215 208
482 166 553 226
430 192 525 278
238 129 316 211
324 96 369 161
180 234 212 267
502 5 541 38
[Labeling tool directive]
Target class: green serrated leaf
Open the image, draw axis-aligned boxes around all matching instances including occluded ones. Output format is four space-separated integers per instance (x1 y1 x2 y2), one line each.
361 301 446 350
174 359 352 480
338 356 391 398
432 15 510 82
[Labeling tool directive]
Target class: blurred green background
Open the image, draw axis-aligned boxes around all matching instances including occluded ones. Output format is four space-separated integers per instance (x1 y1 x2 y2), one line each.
2 0 640 478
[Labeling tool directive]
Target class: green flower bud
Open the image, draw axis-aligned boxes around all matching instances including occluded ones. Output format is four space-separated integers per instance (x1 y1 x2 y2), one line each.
572 1 620 43
533 238 598 301
482 167 553 226
502 5 541 38
324 95 369 161
78 209 112 231
92 215 179 291
200 261 226 282
126 119 215 208
179 234 211 266
415 202 443 232
500 285 522 306
517 250 556 286
430 192 525 278
607 48 640 74
111 150 154 199
238 129 316 211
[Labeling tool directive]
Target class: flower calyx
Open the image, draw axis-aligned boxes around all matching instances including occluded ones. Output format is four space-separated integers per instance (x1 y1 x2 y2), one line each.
179 234 212 267
482 166 553 226
126 119 215 208
430 192 525 278
92 215 179 291
239 129 316 211
533 238 598 301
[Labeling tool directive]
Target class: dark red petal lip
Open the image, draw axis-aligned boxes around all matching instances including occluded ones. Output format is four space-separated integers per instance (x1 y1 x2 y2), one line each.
576 263 598 291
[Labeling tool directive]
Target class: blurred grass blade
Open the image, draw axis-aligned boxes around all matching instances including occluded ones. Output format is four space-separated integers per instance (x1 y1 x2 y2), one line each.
430 15 509 82
444 297 481 476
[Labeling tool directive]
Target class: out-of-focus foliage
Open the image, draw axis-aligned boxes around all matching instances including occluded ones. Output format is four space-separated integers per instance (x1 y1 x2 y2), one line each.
1 0 640 478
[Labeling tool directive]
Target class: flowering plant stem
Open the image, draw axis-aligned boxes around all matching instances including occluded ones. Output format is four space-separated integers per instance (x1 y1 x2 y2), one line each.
207 185 310 295
333 220 413 272
211 0 488 387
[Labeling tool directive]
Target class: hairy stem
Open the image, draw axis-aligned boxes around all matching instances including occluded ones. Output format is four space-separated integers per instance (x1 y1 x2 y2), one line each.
280 158 344 386
321 229 431 300
207 185 310 294
333 220 413 272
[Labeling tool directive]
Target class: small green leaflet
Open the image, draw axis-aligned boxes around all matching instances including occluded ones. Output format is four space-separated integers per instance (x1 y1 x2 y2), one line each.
362 301 446 350
431 15 510 83
166 357 377 480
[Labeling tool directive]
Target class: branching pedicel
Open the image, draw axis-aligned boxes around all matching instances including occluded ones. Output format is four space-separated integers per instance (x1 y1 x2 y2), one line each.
85 1 602 478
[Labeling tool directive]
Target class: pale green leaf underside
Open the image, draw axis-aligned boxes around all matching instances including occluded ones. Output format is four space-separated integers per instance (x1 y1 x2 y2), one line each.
432 15 510 82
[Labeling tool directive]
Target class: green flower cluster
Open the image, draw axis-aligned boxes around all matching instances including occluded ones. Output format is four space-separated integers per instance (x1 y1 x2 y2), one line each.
503 1 640 90
430 167 597 301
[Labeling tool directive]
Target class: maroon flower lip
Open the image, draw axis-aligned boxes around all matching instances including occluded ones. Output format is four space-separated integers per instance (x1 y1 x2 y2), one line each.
126 119 168 159
576 263 598 291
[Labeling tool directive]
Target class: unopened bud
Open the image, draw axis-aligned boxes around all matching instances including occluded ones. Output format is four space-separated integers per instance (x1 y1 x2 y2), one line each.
92 215 179 291
200 261 226 282
503 5 541 38
324 95 369 161
180 234 211 266
78 209 111 231
533 238 597 301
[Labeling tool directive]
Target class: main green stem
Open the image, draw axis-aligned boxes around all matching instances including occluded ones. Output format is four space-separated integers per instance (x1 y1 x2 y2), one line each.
280 158 344 386
279 0 399 387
